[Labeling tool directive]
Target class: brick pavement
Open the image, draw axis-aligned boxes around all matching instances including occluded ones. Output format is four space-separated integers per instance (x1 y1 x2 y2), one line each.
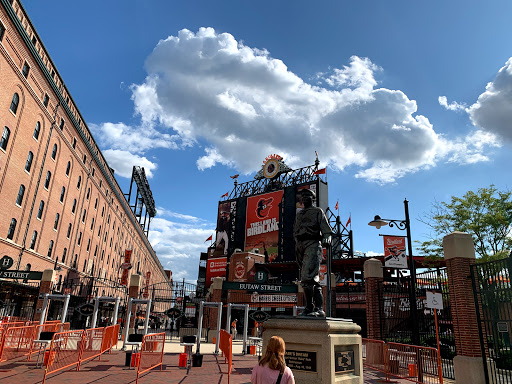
0 350 449 384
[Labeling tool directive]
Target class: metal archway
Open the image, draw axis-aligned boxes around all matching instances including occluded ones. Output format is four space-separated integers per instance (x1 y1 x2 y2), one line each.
122 298 151 349
39 294 70 325
91 296 121 328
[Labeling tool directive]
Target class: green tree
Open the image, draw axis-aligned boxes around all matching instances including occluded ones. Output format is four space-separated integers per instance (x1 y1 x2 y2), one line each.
419 185 512 261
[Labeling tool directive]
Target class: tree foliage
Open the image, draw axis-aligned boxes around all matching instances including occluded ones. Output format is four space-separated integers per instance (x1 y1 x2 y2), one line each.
419 185 512 261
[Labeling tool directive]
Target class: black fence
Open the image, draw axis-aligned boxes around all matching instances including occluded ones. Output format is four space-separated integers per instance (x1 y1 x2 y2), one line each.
0 280 39 320
472 255 512 384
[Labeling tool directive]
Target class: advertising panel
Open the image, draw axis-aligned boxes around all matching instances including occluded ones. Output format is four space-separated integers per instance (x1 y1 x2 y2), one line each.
295 184 317 212
205 257 227 289
244 190 283 261
383 236 408 269
121 250 132 285
214 202 231 257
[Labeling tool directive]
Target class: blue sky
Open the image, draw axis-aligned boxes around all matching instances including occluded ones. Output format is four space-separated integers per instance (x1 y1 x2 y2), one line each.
23 0 512 281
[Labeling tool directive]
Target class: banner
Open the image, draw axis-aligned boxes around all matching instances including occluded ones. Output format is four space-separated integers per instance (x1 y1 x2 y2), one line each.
214 202 231 257
383 236 408 269
245 190 283 261
143 271 151 298
121 250 132 285
205 257 227 289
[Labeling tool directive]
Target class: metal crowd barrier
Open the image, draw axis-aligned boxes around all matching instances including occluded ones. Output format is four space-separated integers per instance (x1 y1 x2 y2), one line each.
219 330 233 383
42 330 84 384
77 327 105 369
363 338 443 384
136 332 165 384
0 325 36 362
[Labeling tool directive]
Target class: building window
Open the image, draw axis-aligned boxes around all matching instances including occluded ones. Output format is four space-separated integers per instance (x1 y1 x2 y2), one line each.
72 138 76 149
47 240 54 258
37 200 44 219
82 209 86 223
22 62 30 78
98 225 101 237
59 186 65 202
51 144 57 160
65 161 71 176
1 126 10 150
86 239 90 252
77 176 81 189
29 230 37 249
54 213 60 230
31 36 36 45
10 93 19 114
83 154 86 164
7 218 16 240
16 184 25 206
0 21 5 41
43 94 49 108
44 171 51 189
99 180 102 188
90 217 94 230
25 151 33 172
86 188 90 200
101 207 104 217
73 255 77 269
71 199 77 214
59 118 64 130
92 168 95 177
67 223 72 238
94 245 98 257
77 232 82 246
62 247 67 263
94 198 98 209
33 122 40 140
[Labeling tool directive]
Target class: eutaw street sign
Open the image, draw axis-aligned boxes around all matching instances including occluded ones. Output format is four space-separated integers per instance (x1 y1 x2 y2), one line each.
0 270 43 280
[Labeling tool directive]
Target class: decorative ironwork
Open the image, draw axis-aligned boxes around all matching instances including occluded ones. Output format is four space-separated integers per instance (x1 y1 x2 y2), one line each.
384 219 408 231
325 207 353 259
125 166 157 236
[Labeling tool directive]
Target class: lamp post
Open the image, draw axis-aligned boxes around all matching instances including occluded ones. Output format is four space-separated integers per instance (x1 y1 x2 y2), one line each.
368 198 420 346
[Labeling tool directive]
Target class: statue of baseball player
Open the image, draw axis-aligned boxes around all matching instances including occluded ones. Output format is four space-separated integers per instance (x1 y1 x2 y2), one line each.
293 189 332 317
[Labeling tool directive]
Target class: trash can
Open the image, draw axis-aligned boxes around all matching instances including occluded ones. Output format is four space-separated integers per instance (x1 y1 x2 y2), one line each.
179 353 187 368
192 353 203 367
246 345 251 354
125 351 133 367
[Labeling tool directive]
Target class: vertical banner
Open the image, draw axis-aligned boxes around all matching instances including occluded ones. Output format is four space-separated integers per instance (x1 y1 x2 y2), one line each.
214 202 231 257
205 257 227 289
121 250 132 285
383 236 408 269
143 271 151 298
245 190 284 261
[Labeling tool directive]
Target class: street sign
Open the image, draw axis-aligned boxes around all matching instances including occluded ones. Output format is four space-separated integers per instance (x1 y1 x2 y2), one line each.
254 270 268 283
249 310 271 322
426 291 443 310
0 270 43 280
120 263 132 270
165 307 183 319
76 303 95 317
0 256 14 271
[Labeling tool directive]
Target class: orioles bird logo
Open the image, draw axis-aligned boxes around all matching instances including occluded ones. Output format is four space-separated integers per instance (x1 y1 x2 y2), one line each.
256 197 274 219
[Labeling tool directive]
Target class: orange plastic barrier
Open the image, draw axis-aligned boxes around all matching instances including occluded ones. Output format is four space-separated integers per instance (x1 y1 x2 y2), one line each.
386 342 443 384
110 324 120 352
42 330 85 384
219 329 233 383
362 338 387 373
136 332 165 384
101 325 114 354
77 327 105 369
0 325 36 362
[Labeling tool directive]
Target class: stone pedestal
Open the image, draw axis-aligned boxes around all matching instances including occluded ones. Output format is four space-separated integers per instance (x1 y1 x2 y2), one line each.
263 317 363 384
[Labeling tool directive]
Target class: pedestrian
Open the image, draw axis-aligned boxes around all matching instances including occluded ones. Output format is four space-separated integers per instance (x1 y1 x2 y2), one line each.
251 336 294 384
231 319 238 339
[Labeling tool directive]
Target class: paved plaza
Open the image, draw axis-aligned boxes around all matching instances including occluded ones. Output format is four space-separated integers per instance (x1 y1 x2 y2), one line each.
0 340 453 384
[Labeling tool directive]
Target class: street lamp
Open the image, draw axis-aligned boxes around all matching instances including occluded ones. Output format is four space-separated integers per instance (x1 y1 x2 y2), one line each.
368 198 420 346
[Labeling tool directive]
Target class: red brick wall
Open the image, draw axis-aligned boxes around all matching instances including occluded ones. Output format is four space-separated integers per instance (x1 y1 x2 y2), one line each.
365 277 383 340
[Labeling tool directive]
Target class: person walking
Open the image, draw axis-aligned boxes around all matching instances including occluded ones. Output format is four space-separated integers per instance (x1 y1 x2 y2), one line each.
251 336 295 384
231 319 238 339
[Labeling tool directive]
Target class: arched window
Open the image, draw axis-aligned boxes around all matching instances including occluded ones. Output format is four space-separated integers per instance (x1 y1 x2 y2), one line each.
51 144 57 160
86 239 90 252
47 240 54 258
36 200 44 219
16 184 25 206
62 247 67 263
54 213 60 230
33 122 40 140
25 151 33 172
71 199 77 214
44 170 51 189
82 209 86 223
7 218 16 240
77 232 82 245
90 217 94 230
86 188 90 200
66 223 72 238
10 93 19 114
29 230 37 249
0 126 10 150
59 186 65 202
77 175 81 189
65 161 70 176
94 198 98 209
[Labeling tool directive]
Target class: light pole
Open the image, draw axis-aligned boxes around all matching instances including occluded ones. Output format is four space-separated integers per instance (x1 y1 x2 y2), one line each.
368 198 419 346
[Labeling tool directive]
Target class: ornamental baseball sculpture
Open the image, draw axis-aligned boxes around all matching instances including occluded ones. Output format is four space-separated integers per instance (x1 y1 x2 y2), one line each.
293 188 332 317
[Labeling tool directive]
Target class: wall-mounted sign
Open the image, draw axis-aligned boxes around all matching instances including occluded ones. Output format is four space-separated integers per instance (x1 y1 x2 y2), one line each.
0 270 42 280
254 270 268 283
249 310 271 322
143 271 151 298
251 293 297 303
206 257 227 289
335 350 355 373
383 236 408 269
121 250 132 285
120 263 132 270
165 307 183 319
223 281 298 293
0 256 14 271
285 350 317 372
76 303 94 317
426 291 443 310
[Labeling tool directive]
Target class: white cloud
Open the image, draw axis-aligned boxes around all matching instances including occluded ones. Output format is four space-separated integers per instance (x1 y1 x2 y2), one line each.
469 57 512 142
438 96 468 112
92 27 498 183
102 149 158 178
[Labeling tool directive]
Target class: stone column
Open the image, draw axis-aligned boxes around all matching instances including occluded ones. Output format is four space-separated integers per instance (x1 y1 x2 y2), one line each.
205 277 223 342
127 274 142 335
364 258 383 340
443 231 489 384
33 269 56 322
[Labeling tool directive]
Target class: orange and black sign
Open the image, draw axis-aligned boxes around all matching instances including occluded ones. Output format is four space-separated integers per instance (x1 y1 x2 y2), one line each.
121 250 132 285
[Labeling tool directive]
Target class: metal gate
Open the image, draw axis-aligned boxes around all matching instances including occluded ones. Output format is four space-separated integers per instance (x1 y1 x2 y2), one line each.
0 280 39 320
141 280 198 340
471 255 512 384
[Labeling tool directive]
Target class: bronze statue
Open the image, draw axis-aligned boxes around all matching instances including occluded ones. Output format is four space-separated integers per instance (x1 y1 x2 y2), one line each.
293 188 331 317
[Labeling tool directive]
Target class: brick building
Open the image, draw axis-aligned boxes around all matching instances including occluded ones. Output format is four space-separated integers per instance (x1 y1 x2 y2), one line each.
0 0 169 313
